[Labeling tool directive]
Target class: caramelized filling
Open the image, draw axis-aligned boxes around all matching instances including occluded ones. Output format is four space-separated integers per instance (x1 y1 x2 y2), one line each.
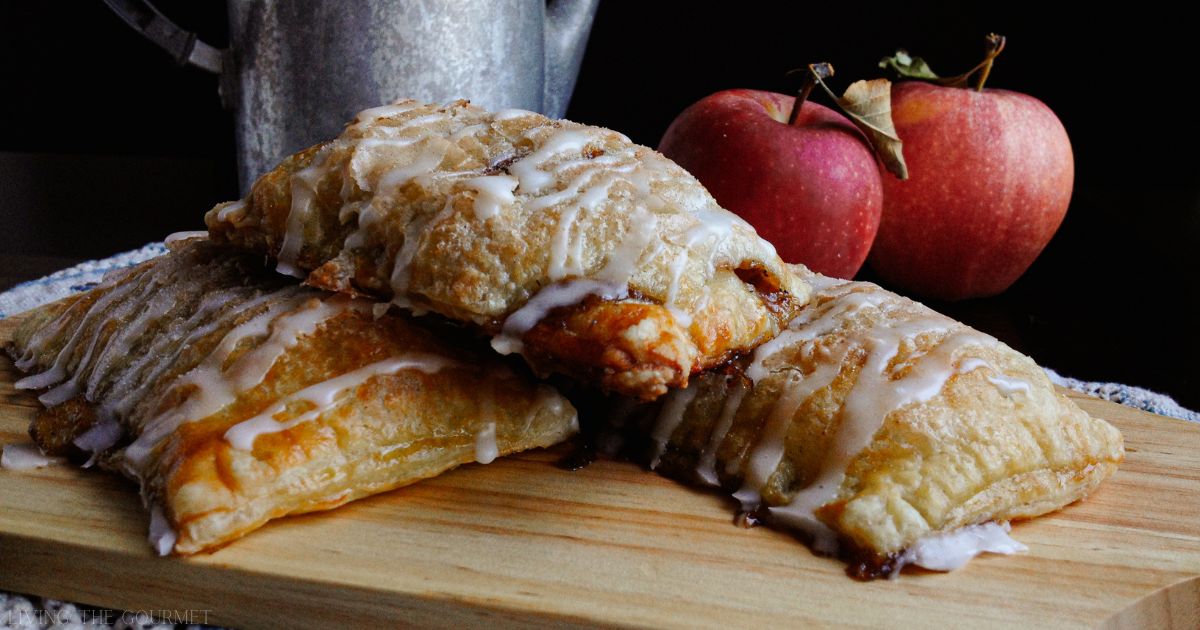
735 263 802 321
30 396 97 458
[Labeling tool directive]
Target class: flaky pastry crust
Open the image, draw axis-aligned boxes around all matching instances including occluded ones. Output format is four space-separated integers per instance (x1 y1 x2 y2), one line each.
633 268 1123 576
206 99 810 399
8 240 578 554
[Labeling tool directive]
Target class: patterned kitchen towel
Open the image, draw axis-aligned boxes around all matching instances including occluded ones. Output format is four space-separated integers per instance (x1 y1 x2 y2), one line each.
1045 368 1200 423
0 243 1197 426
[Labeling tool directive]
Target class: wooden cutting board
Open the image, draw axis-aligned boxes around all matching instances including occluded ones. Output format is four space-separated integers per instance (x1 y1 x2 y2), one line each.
1 315 1198 629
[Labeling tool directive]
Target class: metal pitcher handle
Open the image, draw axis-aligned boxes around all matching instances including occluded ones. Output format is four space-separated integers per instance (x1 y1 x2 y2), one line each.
101 0 223 73
544 0 600 118
104 0 598 118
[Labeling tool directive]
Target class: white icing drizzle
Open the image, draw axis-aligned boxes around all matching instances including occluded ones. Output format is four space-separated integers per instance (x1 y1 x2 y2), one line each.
744 285 892 385
1 443 64 470
733 356 845 511
228 295 367 391
376 140 448 192
805 272 850 293
528 157 628 215
490 279 627 355
389 198 457 308
124 292 360 468
353 136 422 153
509 129 596 194
63 258 222 410
242 100 758 345
294 107 465 271
492 108 537 121
491 176 673 353
215 199 246 222
988 374 1032 396
275 261 307 279
79 288 192 405
664 207 746 326
347 100 424 130
494 181 665 353
102 287 287 422
14 294 90 373
597 209 660 285
21 260 186 405
399 111 452 131
11 258 304 474
15 266 153 389
464 175 518 220
648 385 700 469
450 123 489 141
148 504 177 556
348 141 442 201
547 203 584 280
223 354 457 450
36 267 177 406
474 421 498 465
957 357 990 373
73 419 124 468
336 105 477 256
695 380 748 486
768 325 984 552
530 162 639 281
895 521 1026 573
957 358 1032 397
708 277 1004 553
164 231 208 245
277 153 331 276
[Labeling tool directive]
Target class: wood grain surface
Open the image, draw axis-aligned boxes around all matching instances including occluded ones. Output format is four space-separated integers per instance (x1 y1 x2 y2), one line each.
1 314 1198 629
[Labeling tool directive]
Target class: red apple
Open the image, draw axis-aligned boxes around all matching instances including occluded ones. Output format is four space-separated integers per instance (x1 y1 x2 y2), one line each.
869 80 1073 299
658 88 883 279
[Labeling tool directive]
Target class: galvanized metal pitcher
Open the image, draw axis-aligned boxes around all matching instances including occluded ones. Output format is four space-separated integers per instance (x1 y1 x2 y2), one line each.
103 0 600 190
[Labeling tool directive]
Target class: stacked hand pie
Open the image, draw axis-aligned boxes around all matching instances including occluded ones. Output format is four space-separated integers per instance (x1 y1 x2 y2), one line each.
625 268 1122 577
5 98 1121 577
8 240 578 554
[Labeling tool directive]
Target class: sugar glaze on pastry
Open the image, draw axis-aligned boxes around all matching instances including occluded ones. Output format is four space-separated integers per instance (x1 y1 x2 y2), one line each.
7 239 579 554
0 443 64 470
207 98 811 400
637 269 1123 578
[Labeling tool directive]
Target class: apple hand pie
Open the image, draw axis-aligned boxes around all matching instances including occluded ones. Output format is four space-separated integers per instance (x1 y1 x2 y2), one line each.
628 269 1123 578
6 239 578 555
205 99 810 400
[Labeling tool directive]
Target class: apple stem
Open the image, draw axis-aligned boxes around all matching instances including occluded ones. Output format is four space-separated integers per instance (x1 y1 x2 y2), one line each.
788 63 835 126
973 33 1006 91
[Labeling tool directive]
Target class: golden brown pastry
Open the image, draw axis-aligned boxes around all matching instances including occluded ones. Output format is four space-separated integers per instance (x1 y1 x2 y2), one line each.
6 239 578 554
629 268 1123 578
205 99 810 400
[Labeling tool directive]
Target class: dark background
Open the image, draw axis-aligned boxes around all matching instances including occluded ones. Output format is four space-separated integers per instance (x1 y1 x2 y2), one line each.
1 2 1196 408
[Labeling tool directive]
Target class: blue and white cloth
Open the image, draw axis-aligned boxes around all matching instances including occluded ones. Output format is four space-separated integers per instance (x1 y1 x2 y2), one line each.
1045 369 1200 423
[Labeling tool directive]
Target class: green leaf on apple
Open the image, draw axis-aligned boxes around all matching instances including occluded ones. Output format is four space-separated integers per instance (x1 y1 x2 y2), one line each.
878 50 941 81
811 74 909 180
879 34 1008 92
